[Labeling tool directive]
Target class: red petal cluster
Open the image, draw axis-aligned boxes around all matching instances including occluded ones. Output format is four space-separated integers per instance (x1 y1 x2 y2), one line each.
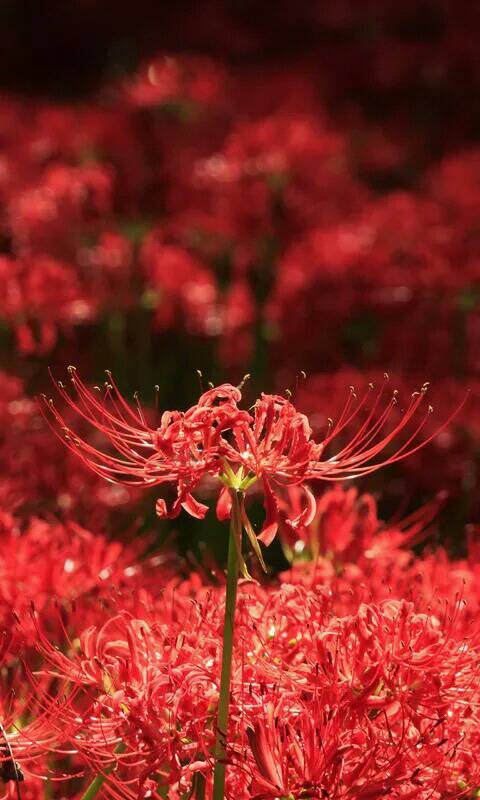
44 371 451 545
0 480 477 799
23 565 480 799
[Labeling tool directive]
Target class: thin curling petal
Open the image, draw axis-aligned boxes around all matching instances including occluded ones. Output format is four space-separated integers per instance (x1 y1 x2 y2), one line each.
181 493 209 519
257 477 279 546
246 722 285 795
285 484 316 530
216 485 232 521
155 498 168 518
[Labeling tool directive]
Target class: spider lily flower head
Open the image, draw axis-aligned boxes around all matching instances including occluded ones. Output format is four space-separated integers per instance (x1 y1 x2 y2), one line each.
42 369 459 550
278 484 445 565
245 703 474 800
41 368 248 521
29 599 230 796
219 379 460 546
243 599 480 800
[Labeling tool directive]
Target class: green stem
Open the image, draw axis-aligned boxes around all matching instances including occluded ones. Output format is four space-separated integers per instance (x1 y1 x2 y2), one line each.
194 771 206 799
80 771 107 800
212 490 242 800
80 742 126 800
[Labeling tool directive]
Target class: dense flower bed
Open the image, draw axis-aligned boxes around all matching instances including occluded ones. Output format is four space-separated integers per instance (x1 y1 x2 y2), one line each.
3 482 480 799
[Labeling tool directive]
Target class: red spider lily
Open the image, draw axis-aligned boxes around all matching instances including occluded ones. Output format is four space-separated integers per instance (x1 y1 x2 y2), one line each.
244 701 417 800
42 369 249 521
278 483 445 564
281 502 480 628
220 382 454 545
43 370 458 548
28 602 224 797
244 702 471 800
26 578 480 799
0 510 164 646
243 598 480 799
0 639 85 796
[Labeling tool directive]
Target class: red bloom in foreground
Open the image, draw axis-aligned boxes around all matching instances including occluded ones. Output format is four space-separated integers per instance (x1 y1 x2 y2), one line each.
26 585 480 799
43 370 456 545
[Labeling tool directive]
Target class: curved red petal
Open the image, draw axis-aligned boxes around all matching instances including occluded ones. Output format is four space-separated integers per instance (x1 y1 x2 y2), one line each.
181 492 209 519
216 485 232 521
257 477 279 546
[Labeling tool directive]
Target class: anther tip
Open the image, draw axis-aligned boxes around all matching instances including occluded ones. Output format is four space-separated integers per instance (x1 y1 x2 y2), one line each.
237 373 251 390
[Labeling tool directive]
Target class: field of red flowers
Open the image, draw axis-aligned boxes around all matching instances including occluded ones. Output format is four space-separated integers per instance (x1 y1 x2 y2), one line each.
1 2 480 798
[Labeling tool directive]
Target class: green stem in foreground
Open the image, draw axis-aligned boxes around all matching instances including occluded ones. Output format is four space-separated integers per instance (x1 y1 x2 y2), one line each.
212 490 243 800
79 742 126 800
80 771 107 800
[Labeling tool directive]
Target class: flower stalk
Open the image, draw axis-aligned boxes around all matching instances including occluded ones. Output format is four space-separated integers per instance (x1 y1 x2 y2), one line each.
79 742 126 800
79 771 107 800
212 488 243 800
